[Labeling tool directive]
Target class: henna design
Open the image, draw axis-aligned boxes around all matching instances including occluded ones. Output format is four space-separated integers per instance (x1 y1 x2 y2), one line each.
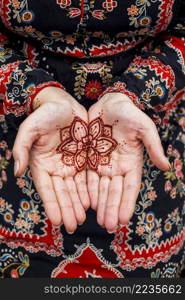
32 96 41 111
56 117 118 171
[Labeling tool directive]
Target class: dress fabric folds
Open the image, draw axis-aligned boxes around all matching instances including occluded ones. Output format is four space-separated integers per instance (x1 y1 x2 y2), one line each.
0 0 185 278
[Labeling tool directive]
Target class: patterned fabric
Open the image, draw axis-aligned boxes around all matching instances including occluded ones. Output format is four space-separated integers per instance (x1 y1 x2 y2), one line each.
0 0 185 278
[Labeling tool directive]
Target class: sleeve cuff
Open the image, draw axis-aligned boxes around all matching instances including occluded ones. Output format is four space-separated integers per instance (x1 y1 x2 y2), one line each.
99 81 162 125
4 80 65 116
99 81 146 110
27 81 65 112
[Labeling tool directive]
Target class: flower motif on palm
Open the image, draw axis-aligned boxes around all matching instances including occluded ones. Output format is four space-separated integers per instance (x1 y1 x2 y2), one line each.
56 117 117 171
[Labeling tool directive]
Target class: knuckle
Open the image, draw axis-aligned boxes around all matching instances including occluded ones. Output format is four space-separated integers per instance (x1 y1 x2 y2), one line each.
54 186 68 195
61 186 69 194
37 183 52 191
109 187 118 195
62 203 73 208
125 183 137 191
68 188 77 195
77 185 86 194
106 203 118 209
100 186 107 194
88 179 97 185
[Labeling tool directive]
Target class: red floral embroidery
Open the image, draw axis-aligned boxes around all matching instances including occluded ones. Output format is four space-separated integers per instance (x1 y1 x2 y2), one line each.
127 5 139 17
92 10 105 20
56 117 117 171
102 0 118 12
57 0 71 9
85 80 103 99
68 8 81 18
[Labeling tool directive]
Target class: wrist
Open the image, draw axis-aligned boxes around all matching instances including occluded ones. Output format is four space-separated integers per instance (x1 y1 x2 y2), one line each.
100 92 134 106
32 87 72 110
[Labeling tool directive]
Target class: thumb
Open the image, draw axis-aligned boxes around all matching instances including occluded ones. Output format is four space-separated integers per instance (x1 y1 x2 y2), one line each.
13 117 38 176
141 123 170 171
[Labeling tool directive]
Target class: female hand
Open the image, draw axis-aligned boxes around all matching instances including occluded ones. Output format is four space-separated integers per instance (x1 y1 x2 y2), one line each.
87 92 170 233
13 87 90 233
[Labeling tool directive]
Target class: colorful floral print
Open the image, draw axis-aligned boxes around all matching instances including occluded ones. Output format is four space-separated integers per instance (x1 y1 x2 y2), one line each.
135 211 163 247
0 141 11 189
102 0 118 12
0 0 184 278
85 80 103 99
127 0 158 28
0 47 13 63
164 146 185 198
57 0 72 9
72 61 113 103
0 248 29 278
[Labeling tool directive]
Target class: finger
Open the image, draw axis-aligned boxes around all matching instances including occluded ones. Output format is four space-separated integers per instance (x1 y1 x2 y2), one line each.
74 171 90 210
52 176 77 234
64 177 86 225
87 170 100 210
97 176 110 227
13 122 38 176
104 176 123 233
31 169 62 226
141 124 170 171
119 169 142 225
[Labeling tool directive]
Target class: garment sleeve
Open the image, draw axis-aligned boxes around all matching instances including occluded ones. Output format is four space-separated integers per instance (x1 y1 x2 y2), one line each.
100 1 185 125
0 19 65 117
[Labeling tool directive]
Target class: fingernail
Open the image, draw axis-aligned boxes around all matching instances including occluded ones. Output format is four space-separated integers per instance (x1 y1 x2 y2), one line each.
68 231 74 234
107 230 115 234
14 160 19 176
119 222 127 226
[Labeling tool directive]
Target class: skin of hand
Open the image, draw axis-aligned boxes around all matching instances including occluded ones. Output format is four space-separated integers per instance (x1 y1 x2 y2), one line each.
12 87 90 234
87 92 171 233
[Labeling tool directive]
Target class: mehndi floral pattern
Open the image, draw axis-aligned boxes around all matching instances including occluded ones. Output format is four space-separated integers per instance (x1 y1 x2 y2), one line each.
56 117 117 171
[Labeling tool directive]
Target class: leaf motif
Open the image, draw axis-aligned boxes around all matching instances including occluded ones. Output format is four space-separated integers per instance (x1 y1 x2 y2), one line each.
75 150 87 171
89 118 103 139
96 137 117 155
0 254 13 262
88 148 99 170
18 251 25 263
24 254 29 265
58 140 78 154
60 127 70 142
71 117 88 142
103 125 112 137
18 266 26 276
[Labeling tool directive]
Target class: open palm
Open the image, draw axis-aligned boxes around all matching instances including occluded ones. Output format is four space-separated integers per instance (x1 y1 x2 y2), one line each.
87 93 170 233
13 92 90 234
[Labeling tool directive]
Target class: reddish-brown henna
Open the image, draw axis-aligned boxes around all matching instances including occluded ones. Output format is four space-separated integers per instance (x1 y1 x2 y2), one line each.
56 117 118 171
